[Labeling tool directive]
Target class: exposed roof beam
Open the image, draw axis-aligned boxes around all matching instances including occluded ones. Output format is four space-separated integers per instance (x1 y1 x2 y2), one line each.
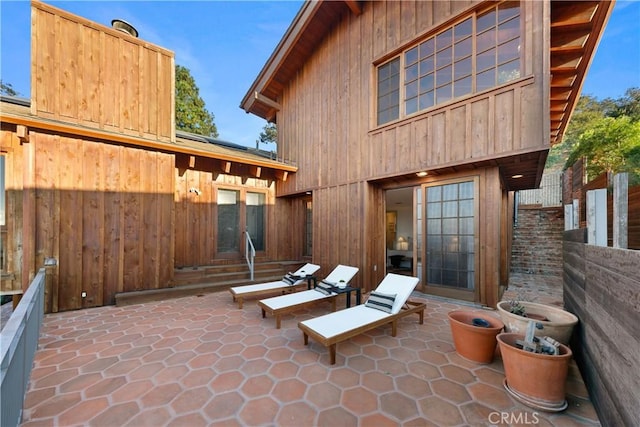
344 1 362 16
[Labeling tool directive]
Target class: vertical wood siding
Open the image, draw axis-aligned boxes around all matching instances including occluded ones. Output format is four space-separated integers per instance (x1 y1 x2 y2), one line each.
31 1 175 142
28 132 175 311
272 1 545 300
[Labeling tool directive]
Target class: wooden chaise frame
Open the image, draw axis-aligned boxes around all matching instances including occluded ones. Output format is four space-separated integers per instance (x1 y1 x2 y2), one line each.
298 300 426 364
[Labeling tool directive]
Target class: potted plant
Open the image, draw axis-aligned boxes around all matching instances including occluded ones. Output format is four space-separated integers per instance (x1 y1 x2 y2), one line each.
497 332 573 412
447 310 504 364
496 300 578 345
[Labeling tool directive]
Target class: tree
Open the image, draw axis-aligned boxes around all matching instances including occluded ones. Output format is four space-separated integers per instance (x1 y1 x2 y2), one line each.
256 122 277 149
175 65 218 137
555 87 640 184
0 80 19 96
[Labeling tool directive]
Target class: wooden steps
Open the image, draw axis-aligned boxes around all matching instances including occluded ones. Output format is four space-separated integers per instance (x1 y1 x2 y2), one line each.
115 260 306 306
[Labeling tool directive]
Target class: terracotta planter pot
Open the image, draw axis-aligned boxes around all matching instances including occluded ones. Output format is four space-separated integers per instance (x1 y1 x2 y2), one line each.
497 333 572 412
496 301 578 345
448 310 504 364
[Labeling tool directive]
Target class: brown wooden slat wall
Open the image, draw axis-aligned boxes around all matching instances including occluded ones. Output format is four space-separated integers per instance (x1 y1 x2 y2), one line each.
31 132 175 311
31 1 175 142
563 231 640 426
0 127 24 292
270 1 542 303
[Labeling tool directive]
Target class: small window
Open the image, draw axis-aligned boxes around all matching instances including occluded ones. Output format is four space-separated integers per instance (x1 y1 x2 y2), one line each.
377 58 400 125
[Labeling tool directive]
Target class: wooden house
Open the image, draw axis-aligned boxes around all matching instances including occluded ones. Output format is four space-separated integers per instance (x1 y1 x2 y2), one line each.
1 1 296 312
241 0 614 306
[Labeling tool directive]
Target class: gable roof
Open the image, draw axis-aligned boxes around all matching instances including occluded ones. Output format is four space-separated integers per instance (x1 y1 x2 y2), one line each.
241 0 615 145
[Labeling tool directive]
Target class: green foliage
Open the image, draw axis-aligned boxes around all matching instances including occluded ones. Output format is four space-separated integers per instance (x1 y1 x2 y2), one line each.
256 122 277 148
0 80 19 96
175 65 218 138
550 87 640 184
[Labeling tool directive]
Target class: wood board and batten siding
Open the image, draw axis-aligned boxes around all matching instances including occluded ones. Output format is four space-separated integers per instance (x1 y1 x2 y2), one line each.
31 132 175 312
31 0 175 142
272 1 549 305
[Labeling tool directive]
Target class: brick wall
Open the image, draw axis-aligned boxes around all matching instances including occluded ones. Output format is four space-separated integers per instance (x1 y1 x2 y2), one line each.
511 206 564 275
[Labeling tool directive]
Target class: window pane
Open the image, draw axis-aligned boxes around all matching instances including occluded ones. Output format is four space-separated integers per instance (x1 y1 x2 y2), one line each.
436 65 452 86
427 202 441 217
477 28 496 53
454 76 472 97
436 85 452 104
218 189 240 253
477 9 496 33
246 192 265 251
420 56 435 76
443 184 458 200
455 18 472 41
420 38 434 58
444 237 459 253
477 48 495 72
497 59 520 83
498 1 519 22
477 68 496 91
498 16 520 43
378 58 400 125
405 63 419 81
498 38 520 64
419 92 435 110
454 37 472 61
427 186 442 202
436 28 452 51
405 97 418 115
405 46 419 65
406 80 419 99
436 47 453 67
454 57 472 79
459 199 474 217
460 217 474 234
459 181 474 199
389 58 400 74
420 74 434 93
443 201 458 217
427 218 441 234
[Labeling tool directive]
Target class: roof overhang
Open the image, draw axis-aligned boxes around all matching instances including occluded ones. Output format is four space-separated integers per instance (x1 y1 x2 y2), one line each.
549 0 615 145
1 98 297 182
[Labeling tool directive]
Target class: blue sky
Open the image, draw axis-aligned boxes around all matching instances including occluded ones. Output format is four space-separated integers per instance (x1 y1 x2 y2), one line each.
1 1 639 149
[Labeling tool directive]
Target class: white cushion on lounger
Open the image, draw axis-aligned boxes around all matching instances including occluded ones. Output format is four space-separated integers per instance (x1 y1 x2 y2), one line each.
260 288 335 310
299 305 390 339
230 263 320 295
371 273 419 315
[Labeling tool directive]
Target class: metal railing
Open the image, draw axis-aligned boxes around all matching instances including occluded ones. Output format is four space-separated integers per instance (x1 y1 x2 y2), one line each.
1 267 47 427
244 230 256 281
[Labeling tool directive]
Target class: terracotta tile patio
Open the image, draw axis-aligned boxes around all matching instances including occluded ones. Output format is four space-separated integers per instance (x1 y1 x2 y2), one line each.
14 273 599 426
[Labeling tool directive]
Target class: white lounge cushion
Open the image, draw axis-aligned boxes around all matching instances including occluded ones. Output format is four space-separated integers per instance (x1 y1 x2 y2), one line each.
260 289 334 311
299 305 390 339
230 263 320 295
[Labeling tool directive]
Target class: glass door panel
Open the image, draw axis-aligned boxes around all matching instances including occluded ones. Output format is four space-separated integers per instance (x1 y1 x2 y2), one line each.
422 179 477 301
217 189 240 253
246 192 265 251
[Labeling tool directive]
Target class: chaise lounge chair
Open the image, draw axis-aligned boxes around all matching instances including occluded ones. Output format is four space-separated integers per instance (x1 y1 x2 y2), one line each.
229 263 321 308
256 264 360 329
298 273 425 364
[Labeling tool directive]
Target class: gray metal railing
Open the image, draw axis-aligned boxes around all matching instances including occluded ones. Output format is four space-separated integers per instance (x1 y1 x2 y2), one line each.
1 268 46 427
244 231 256 281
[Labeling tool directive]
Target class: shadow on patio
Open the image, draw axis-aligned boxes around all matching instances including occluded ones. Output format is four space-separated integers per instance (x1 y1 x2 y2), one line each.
15 273 599 426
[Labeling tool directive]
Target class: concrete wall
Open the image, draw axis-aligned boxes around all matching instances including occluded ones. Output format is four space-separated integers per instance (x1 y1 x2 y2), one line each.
563 229 640 427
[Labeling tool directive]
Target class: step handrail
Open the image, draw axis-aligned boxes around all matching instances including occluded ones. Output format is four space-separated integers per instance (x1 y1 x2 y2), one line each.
244 230 256 281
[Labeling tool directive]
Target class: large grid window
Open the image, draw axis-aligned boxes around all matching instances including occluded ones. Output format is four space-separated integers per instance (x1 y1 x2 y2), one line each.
378 1 520 125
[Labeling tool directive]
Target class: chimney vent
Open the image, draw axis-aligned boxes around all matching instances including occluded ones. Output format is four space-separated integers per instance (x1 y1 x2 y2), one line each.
111 19 138 37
